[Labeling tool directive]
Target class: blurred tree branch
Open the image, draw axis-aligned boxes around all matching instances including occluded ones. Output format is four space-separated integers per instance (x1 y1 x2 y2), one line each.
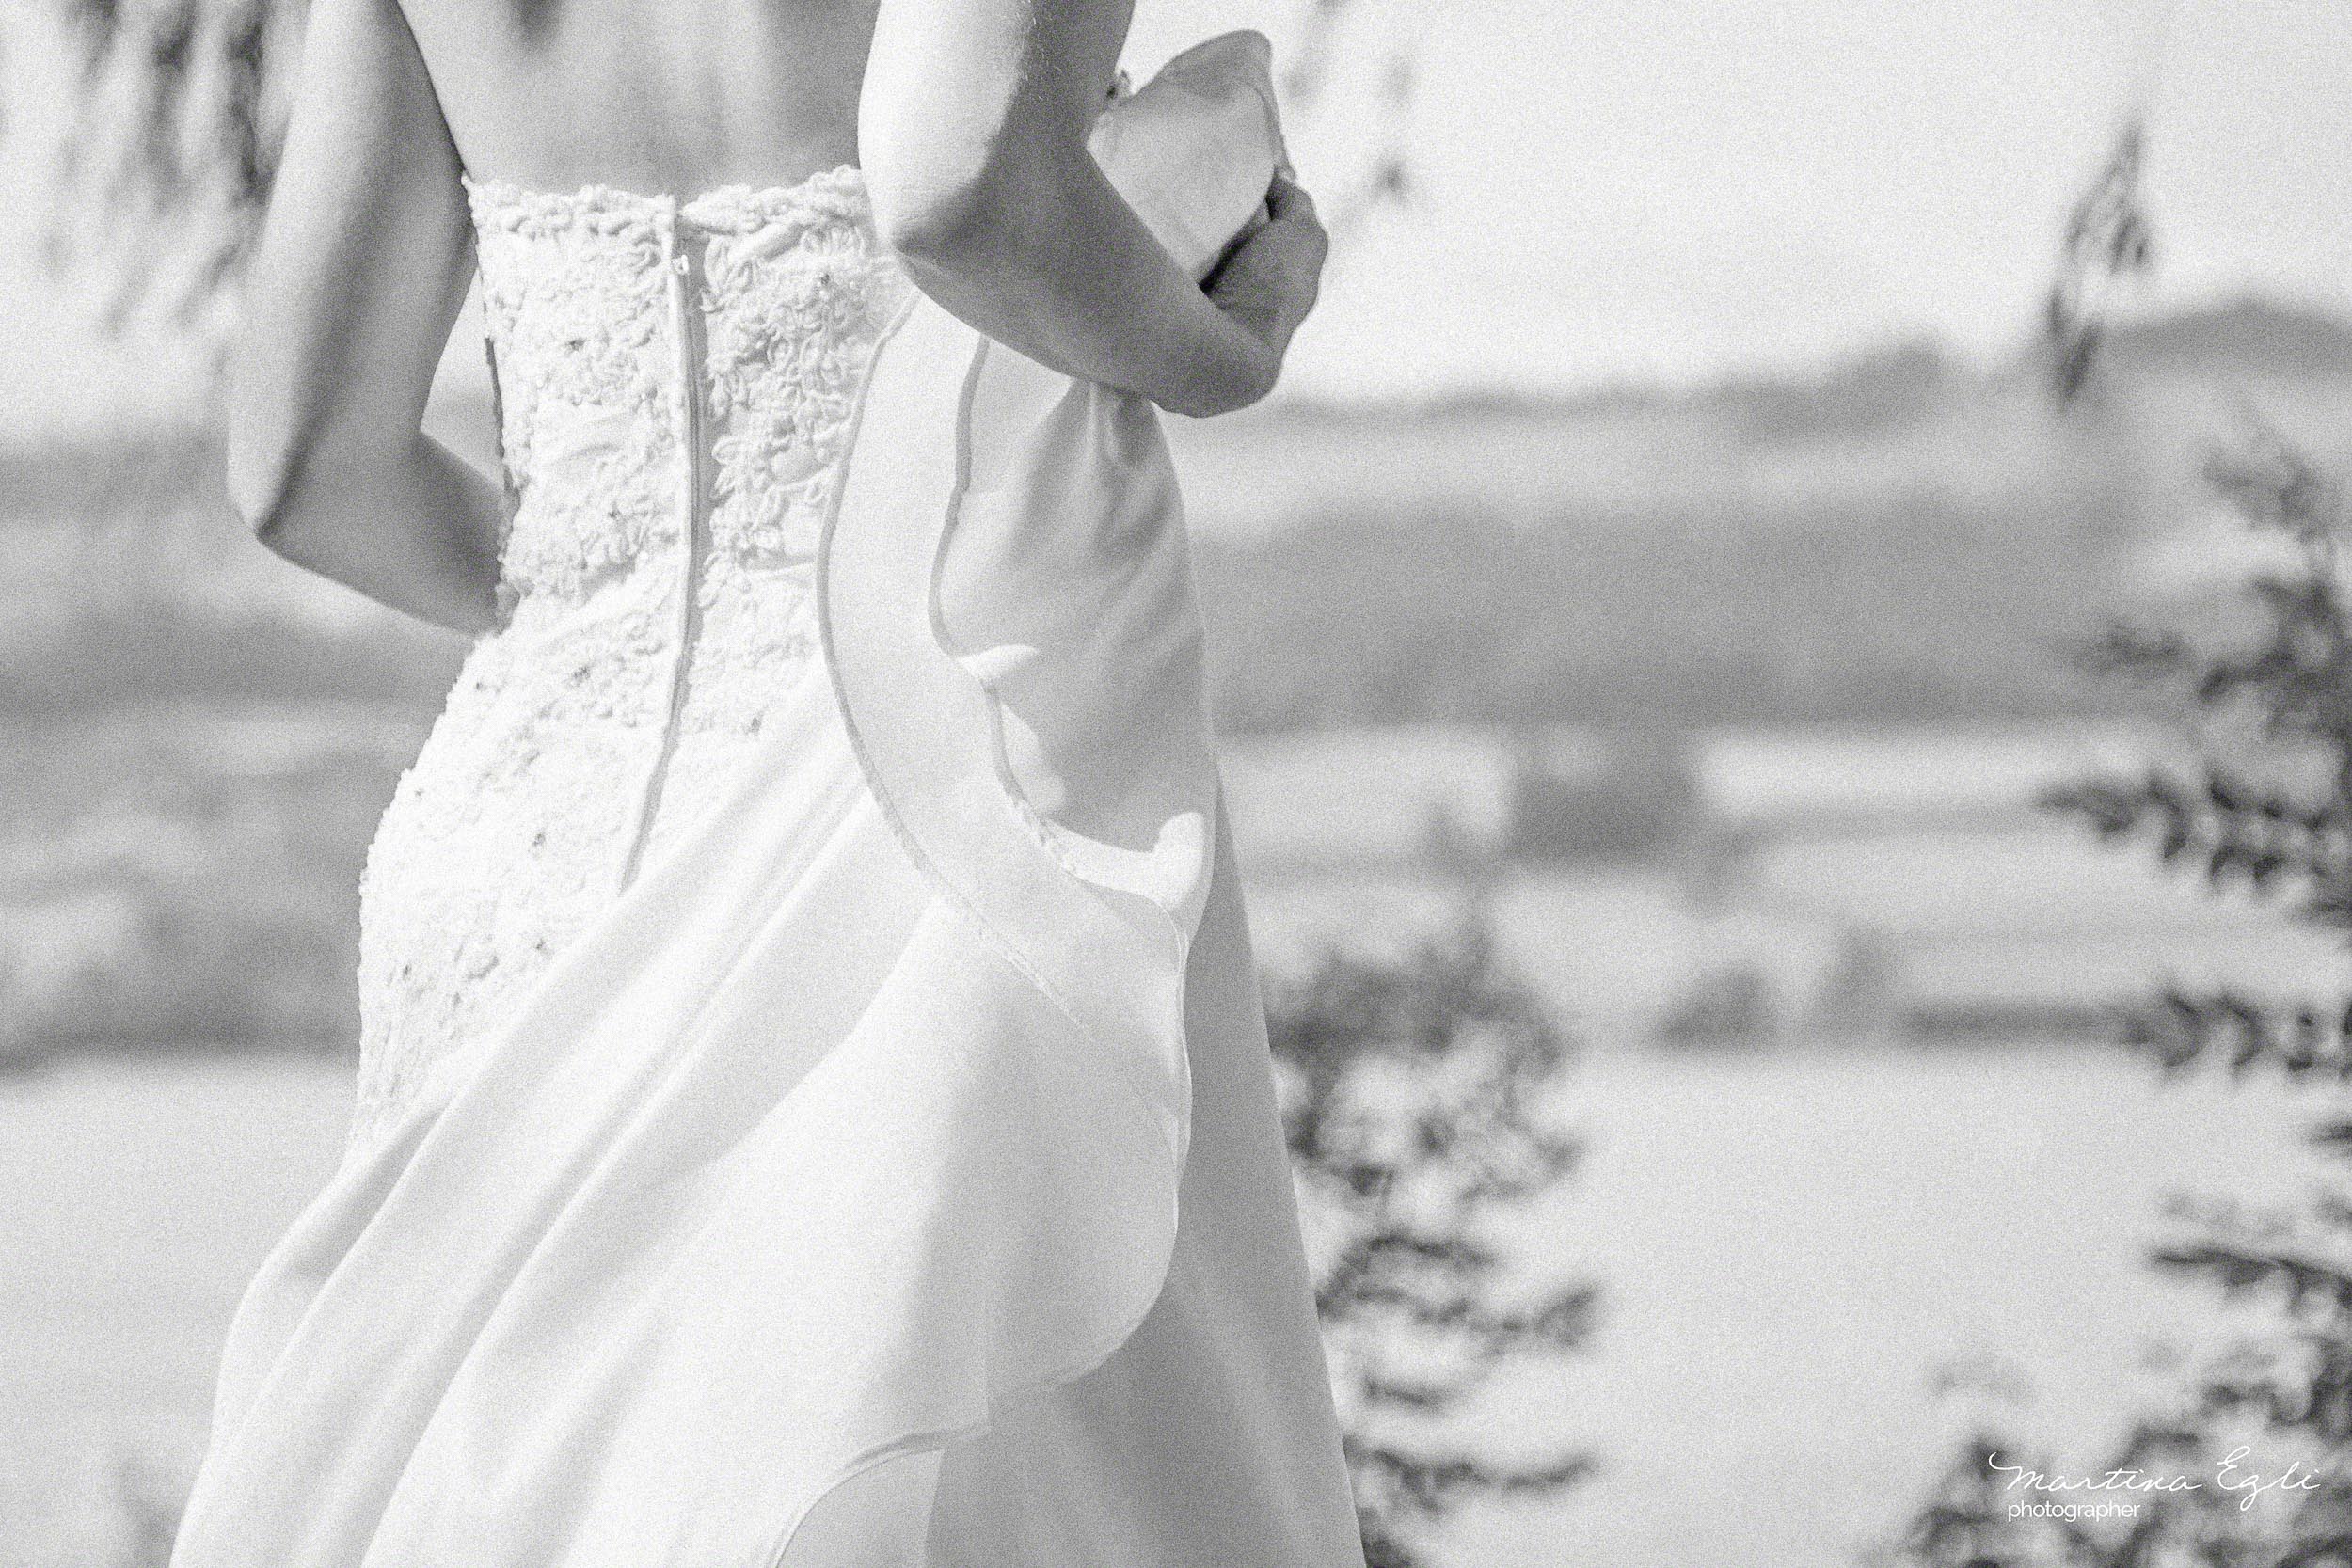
1277 0 1422 245
30 0 294 362
2043 0 2174 404
2044 117 2154 404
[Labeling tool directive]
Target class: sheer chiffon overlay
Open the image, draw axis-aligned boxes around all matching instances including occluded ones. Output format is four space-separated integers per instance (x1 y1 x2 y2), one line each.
168 31 1366 1568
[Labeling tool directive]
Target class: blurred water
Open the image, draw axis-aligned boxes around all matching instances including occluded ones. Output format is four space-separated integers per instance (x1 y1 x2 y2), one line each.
1455 1045 2318 1568
0 1046 2320 1567
0 1055 349 1563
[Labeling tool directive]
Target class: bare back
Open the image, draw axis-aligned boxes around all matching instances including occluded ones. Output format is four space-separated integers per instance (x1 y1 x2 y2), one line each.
396 0 882 194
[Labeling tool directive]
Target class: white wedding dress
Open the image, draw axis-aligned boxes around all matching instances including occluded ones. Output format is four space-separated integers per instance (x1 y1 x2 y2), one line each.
170 35 1366 1568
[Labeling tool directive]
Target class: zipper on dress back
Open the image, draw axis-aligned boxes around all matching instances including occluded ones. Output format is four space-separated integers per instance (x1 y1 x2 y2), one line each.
615 203 708 891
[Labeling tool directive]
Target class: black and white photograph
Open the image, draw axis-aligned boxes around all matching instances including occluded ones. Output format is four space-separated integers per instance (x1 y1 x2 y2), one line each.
4 0 2352 1563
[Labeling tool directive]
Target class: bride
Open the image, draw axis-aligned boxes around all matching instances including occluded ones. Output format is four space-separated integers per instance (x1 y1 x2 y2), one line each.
168 0 1363 1562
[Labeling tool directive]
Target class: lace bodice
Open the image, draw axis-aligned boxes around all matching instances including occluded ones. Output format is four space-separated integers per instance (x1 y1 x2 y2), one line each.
349 168 915 1148
468 168 904 604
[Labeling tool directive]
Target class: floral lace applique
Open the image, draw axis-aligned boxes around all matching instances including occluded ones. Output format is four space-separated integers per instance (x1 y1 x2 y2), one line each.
347 169 909 1151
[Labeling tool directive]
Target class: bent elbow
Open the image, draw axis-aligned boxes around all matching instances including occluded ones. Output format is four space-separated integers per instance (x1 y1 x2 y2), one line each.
221 337 342 552
868 170 1003 273
224 433 302 551
866 135 1079 280
861 103 989 265
224 421 350 562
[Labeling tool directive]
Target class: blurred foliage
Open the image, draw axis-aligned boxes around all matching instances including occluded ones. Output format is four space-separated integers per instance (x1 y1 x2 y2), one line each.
1886 432 2352 1564
2045 118 2156 405
1267 916 1593 1567
35 0 295 359
2042 0 2171 406
1195 476 2137 733
1501 725 1699 865
1279 0 1421 241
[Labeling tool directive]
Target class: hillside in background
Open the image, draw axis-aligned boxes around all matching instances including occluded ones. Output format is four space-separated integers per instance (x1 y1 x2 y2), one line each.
8 294 2347 732
2102 293 2352 382
1175 295 2352 730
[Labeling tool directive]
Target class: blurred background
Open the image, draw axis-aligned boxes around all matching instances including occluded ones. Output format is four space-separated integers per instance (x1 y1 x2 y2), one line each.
7 1 2352 1564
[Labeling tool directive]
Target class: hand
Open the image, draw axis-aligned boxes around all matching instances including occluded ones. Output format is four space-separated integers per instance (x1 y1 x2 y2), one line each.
1195 171 1328 413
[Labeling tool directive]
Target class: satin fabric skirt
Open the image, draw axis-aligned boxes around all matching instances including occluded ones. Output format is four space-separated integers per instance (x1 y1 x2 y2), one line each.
170 635 1360 1564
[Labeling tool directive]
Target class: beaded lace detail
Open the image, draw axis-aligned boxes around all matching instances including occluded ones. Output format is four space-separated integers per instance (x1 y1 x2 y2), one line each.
348 166 914 1150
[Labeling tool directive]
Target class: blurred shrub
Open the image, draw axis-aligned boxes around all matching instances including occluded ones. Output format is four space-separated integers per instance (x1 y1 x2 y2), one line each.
1653 962 1779 1049
1268 916 1595 1568
0 710 417 1057
1502 724 1697 864
1887 430 2352 1564
1193 482 2137 736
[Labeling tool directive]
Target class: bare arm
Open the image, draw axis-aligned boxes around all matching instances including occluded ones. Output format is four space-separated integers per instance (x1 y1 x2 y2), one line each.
859 0 1323 418
223 0 502 635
